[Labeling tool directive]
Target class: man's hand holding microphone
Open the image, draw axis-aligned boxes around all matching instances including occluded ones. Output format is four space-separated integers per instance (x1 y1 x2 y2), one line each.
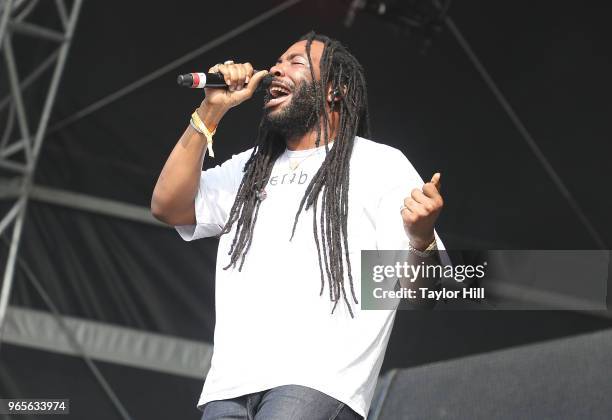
197 60 269 130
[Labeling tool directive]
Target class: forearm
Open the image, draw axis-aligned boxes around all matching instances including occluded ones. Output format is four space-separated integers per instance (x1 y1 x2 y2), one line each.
151 104 226 225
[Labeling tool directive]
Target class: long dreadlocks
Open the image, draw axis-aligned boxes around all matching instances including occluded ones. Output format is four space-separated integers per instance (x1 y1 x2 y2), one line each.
220 32 370 318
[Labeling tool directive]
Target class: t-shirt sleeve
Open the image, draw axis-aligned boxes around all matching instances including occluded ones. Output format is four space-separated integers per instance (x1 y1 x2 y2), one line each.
175 150 250 241
374 149 446 252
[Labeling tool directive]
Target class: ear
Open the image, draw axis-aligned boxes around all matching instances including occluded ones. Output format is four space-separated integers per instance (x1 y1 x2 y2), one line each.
326 86 343 103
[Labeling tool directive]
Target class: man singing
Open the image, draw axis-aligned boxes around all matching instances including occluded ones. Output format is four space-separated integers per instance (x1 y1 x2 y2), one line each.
152 32 444 420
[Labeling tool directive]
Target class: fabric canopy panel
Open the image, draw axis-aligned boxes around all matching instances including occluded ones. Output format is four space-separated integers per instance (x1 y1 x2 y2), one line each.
2 306 213 378
11 202 217 341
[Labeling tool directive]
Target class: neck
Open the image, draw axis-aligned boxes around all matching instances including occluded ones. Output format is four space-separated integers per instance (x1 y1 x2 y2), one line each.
286 111 339 151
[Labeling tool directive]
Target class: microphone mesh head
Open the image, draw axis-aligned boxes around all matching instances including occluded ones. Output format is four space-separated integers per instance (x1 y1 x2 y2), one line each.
261 74 274 88
177 74 194 87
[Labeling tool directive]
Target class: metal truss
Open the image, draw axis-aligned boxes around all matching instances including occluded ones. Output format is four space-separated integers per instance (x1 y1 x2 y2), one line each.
0 5 137 418
0 0 83 347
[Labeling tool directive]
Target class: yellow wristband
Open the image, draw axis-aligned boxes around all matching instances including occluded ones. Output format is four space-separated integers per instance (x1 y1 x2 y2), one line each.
190 109 216 158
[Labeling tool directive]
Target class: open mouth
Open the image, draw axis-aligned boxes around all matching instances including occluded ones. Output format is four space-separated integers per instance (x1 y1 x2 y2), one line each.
265 82 293 108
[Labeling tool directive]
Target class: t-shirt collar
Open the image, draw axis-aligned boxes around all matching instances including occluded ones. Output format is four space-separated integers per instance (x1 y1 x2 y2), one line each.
284 140 335 158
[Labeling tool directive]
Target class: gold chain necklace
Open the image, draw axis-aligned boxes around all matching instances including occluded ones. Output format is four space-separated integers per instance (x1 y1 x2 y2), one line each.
285 141 334 171
286 149 321 171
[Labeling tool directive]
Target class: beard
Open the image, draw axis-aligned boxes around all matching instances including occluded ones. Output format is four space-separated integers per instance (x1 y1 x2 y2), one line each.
262 80 319 140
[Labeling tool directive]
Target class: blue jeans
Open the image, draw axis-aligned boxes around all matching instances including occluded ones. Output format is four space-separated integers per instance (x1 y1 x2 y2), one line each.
201 385 363 420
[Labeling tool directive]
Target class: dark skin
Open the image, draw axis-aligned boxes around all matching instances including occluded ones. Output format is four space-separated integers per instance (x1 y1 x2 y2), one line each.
150 40 443 250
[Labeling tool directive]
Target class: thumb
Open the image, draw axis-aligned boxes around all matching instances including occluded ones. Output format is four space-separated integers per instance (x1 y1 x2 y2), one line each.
245 70 269 95
430 172 441 191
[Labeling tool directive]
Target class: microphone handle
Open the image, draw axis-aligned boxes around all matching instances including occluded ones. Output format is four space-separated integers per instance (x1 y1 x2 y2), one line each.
177 72 270 91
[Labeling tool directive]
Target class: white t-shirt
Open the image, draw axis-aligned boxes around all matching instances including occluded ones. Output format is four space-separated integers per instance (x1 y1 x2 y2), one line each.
176 136 445 418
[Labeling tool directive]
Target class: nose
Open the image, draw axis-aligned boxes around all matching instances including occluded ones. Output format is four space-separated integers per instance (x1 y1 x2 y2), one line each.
269 62 284 77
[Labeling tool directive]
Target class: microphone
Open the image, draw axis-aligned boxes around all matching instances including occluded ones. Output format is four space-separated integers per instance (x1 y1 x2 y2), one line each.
177 72 272 91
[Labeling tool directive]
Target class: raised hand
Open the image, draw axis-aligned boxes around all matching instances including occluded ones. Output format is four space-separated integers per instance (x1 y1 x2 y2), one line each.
202 60 269 111
401 173 444 250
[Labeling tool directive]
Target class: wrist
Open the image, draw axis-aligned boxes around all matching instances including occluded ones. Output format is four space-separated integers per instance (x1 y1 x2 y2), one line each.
409 233 435 251
191 108 218 158
197 101 228 131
